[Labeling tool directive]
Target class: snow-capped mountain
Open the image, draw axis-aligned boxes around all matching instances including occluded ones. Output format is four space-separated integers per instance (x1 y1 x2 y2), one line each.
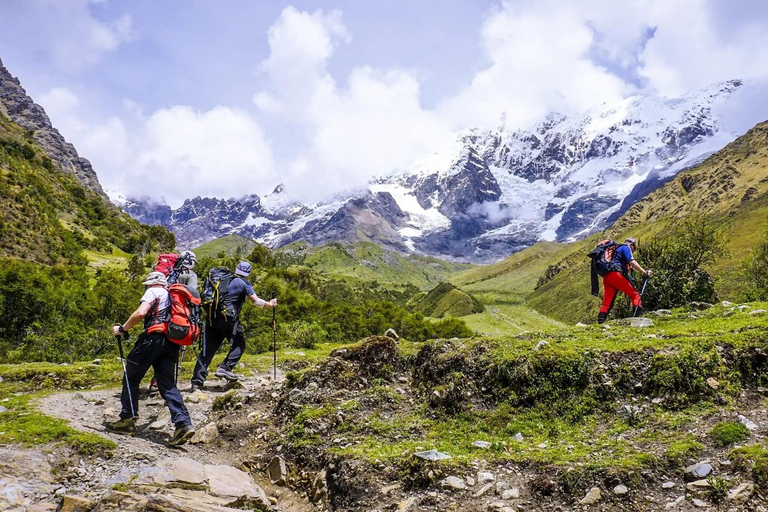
124 79 758 262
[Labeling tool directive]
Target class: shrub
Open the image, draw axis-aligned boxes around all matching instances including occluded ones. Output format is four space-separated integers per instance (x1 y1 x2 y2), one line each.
709 421 749 447
286 321 328 349
741 222 768 300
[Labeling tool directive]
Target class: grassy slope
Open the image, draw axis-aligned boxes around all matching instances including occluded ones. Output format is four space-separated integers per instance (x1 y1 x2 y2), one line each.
193 234 259 259
410 283 483 318
297 241 473 291
285 303 768 488
448 242 569 334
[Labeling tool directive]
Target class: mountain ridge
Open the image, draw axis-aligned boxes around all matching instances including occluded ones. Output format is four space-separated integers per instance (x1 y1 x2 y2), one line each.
124 80 761 262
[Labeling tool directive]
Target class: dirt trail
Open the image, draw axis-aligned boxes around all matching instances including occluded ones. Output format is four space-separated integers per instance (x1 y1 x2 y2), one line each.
33 369 317 511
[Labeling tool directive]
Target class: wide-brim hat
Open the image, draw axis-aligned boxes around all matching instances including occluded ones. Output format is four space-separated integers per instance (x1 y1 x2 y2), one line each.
142 271 168 286
235 260 252 277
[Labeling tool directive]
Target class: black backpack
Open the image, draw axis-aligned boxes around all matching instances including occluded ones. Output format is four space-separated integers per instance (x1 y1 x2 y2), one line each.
587 240 626 296
201 267 235 323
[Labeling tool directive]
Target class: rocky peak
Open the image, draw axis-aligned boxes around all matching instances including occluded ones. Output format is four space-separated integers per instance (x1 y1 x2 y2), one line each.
0 57 107 199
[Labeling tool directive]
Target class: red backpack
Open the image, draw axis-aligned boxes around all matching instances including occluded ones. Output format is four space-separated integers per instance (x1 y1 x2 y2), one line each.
165 284 202 346
155 254 179 278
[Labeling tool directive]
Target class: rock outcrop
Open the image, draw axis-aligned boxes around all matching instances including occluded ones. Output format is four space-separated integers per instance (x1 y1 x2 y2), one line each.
0 58 107 199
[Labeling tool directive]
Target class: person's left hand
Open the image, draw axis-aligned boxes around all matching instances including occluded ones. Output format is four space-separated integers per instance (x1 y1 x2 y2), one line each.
112 324 123 336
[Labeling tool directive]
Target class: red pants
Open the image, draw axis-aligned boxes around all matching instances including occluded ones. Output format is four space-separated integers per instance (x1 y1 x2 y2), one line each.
600 272 641 313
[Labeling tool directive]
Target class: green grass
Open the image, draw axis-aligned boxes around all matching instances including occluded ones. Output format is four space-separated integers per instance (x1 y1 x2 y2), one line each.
298 241 473 291
410 283 483 318
709 421 750 447
193 234 259 259
279 303 768 479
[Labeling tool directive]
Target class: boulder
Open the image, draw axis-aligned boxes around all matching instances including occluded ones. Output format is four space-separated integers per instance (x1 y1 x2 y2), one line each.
684 463 712 482
157 457 206 485
204 465 269 508
579 487 601 505
311 470 327 503
440 476 467 490
58 495 93 512
190 422 219 444
266 456 287 486
501 488 520 499
629 318 653 328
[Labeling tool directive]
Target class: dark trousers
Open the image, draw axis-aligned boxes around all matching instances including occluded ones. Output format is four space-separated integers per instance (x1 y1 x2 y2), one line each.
191 318 246 384
120 333 192 428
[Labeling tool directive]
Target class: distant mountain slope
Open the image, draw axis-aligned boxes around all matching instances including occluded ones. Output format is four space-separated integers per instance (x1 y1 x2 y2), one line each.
282 241 473 291
125 80 763 262
0 57 106 199
193 234 259 260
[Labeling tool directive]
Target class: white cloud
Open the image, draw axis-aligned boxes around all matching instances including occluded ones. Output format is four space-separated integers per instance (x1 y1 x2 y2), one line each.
22 1 768 209
438 0 632 129
0 0 135 71
256 7 453 202
41 88 276 207
37 87 80 118
638 0 768 96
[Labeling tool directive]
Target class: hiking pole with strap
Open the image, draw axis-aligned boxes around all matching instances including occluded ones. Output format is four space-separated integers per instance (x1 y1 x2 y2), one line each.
272 290 277 380
114 326 136 418
633 275 650 318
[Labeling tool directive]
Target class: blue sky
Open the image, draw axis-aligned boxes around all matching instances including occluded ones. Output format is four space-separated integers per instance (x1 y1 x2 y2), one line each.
1 0 767 205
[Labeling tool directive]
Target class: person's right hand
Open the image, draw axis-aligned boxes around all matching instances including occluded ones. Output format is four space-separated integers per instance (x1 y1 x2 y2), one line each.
269 299 278 307
645 269 653 278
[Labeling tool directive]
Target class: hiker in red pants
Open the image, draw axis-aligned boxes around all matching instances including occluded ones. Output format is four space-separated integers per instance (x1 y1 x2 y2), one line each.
590 238 652 323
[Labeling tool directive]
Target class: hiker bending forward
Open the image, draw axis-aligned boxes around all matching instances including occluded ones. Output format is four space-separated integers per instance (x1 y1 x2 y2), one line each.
191 261 276 388
107 271 195 446
598 238 652 323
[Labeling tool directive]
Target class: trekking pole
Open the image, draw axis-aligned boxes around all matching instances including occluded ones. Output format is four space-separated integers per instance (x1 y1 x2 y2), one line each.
176 346 186 386
114 326 136 418
633 275 650 318
272 290 277 380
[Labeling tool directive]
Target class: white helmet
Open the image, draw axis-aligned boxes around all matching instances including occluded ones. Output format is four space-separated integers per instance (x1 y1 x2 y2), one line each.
180 250 197 269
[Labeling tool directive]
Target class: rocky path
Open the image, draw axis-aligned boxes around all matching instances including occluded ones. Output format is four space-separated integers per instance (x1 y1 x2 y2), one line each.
2 370 316 512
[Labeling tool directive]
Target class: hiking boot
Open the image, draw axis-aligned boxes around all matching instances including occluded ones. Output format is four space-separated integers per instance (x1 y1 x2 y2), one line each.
215 368 239 382
190 382 204 392
105 417 136 434
168 424 195 446
597 312 608 324
149 378 159 394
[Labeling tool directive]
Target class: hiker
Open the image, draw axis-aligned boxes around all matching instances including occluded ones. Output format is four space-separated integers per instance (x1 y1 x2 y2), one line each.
191 261 277 389
175 250 198 288
592 237 652 323
106 271 196 445
149 250 197 394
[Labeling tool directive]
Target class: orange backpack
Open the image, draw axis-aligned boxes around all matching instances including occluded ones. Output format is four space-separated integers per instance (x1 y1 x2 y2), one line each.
165 284 202 346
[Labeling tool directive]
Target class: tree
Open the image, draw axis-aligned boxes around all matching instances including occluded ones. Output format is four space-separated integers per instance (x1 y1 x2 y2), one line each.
127 254 144 283
741 222 768 300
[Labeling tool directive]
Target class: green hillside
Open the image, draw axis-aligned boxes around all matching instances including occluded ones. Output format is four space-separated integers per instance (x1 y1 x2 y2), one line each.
410 282 484 318
0 111 173 264
284 241 473 291
193 234 259 259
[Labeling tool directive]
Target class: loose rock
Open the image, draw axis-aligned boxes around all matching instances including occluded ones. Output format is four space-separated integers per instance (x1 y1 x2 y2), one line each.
738 414 758 431
477 472 495 484
684 463 712 482
266 456 287 486
613 484 628 495
727 482 754 501
441 476 467 491
579 487 601 505
501 488 520 500
471 440 492 449
414 449 452 461
190 422 219 444
630 318 653 328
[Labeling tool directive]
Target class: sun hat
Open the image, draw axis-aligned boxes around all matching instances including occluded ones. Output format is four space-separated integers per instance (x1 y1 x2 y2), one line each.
235 261 252 277
625 237 638 248
142 271 168 287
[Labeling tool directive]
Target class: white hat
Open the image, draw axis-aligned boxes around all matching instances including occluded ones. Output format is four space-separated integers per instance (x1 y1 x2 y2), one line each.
142 271 168 287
